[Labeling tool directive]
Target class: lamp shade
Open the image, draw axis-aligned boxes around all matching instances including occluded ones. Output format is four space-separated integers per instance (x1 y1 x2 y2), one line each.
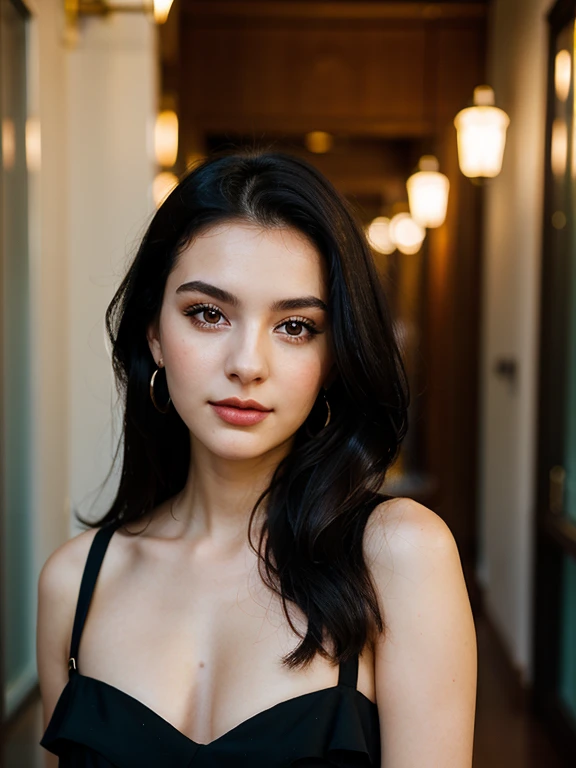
406 155 450 228
454 86 510 179
389 213 426 255
555 49 571 102
366 216 395 254
154 109 178 167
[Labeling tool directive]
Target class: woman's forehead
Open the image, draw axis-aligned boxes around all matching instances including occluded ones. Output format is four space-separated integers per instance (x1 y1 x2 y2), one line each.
172 221 328 296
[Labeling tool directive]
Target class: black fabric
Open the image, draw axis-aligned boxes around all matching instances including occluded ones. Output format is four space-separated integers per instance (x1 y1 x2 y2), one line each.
40 497 389 767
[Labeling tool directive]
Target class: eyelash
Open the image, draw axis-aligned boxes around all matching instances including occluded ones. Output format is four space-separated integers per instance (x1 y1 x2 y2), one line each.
182 302 322 344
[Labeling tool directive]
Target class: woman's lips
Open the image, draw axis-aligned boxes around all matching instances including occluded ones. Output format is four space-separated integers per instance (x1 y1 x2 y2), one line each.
209 403 271 426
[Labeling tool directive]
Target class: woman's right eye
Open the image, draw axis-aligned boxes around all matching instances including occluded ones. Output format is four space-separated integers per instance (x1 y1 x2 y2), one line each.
183 303 225 327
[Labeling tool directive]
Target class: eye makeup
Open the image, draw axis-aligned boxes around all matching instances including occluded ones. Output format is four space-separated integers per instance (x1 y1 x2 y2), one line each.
182 302 324 344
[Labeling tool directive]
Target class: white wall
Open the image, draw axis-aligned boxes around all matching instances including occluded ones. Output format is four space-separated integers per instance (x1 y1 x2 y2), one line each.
479 0 551 685
27 0 70 709
65 13 158 536
26 2 158 704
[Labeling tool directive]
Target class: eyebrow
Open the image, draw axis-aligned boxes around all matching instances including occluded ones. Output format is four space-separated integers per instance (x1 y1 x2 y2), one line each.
175 280 328 312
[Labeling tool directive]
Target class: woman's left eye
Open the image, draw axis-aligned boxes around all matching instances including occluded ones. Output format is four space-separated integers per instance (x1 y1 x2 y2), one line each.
277 319 321 342
183 303 321 343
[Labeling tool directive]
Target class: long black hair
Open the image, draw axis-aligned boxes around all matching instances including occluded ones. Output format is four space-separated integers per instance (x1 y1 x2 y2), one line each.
78 149 410 669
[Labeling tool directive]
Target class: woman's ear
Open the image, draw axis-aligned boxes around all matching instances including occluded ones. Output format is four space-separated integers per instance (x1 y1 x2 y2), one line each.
146 320 162 365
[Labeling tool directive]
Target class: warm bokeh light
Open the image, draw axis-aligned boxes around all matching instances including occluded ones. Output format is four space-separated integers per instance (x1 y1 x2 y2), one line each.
406 155 450 228
153 171 179 207
366 217 395 254
555 49 571 102
552 210 567 229
25 118 41 172
154 109 178 167
389 213 426 255
153 0 175 24
552 118 568 177
2 118 15 170
454 85 510 179
305 131 334 154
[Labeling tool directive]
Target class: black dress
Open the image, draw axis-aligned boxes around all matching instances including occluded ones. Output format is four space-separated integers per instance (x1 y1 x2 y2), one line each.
40 506 384 766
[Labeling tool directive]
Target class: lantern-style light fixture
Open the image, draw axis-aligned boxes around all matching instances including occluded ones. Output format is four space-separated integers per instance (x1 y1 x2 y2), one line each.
154 109 179 168
555 49 572 102
454 85 510 180
389 213 426 255
366 216 395 254
406 155 450 228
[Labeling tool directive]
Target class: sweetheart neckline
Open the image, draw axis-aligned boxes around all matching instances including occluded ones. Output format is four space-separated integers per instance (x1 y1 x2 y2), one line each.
54 670 378 749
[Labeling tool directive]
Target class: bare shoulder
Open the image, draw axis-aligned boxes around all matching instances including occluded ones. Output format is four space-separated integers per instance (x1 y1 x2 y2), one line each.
362 494 470 629
38 526 101 611
363 496 477 766
37 526 101 730
363 495 455 577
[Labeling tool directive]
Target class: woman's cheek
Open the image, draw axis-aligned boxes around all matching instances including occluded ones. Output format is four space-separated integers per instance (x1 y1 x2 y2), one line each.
280 358 325 419
166 331 220 380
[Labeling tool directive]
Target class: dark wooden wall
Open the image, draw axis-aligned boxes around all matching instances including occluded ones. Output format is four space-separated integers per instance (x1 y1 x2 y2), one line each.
163 0 488 607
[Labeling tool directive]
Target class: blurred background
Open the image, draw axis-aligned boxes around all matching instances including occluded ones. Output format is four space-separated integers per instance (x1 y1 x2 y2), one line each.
1 0 575 765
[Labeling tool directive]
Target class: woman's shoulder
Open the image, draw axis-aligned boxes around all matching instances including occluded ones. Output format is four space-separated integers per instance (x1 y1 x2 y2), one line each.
363 495 458 582
362 497 477 765
38 526 106 607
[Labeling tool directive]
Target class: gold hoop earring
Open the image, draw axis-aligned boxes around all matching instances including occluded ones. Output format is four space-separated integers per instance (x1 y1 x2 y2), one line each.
321 387 331 427
305 387 331 438
150 360 171 414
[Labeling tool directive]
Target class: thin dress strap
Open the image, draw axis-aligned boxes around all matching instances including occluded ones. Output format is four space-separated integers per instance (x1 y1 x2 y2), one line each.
338 654 359 688
336 493 386 690
68 521 121 678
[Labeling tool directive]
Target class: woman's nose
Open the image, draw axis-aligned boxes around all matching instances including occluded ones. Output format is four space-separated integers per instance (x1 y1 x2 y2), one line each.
223 323 270 384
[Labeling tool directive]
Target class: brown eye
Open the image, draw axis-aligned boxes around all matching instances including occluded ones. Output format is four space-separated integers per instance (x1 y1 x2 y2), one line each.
203 309 221 324
183 303 226 328
276 317 321 343
285 321 303 336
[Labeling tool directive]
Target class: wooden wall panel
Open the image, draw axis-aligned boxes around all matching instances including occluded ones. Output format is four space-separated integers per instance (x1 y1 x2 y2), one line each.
183 24 427 126
423 23 486 607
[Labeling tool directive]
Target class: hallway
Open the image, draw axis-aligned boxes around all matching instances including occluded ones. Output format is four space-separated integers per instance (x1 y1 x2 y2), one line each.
1 0 576 763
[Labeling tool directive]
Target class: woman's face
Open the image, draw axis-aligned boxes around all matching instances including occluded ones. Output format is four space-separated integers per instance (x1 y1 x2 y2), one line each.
147 220 336 462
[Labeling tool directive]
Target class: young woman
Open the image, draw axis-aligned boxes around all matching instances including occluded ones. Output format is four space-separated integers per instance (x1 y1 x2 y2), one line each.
37 150 477 767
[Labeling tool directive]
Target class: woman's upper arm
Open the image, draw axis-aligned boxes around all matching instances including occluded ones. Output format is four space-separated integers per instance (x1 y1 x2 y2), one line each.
365 497 478 768
36 529 97 731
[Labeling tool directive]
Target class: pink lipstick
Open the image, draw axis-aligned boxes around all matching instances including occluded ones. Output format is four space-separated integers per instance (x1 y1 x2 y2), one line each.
208 397 272 426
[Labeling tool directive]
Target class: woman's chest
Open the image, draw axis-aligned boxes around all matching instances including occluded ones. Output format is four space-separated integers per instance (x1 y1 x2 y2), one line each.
76 540 340 745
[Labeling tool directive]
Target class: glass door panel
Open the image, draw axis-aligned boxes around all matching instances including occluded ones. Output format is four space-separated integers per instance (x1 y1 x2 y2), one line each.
560 553 576 722
0 0 34 720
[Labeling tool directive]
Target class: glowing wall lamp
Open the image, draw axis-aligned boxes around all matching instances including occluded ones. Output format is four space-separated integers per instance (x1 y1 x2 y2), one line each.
454 85 510 180
155 110 179 168
64 0 175 42
366 216 395 254
555 49 571 102
406 155 450 228
389 213 426 255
